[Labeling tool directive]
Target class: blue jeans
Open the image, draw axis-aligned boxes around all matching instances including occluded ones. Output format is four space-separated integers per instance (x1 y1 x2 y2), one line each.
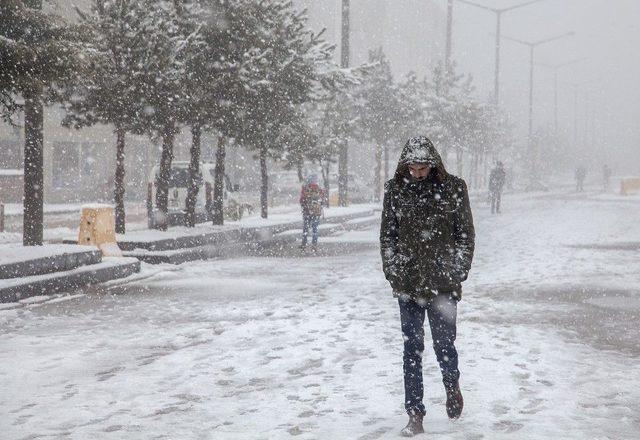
399 294 460 416
301 214 320 246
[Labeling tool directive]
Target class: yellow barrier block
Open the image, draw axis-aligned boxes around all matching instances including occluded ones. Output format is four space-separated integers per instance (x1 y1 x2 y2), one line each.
620 178 640 195
78 204 122 257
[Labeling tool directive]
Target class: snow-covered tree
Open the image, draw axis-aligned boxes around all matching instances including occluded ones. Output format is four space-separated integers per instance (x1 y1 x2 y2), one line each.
304 89 358 205
174 0 225 227
60 0 153 234
0 0 76 123
135 0 202 230
277 46 365 204
0 0 79 245
357 48 405 202
230 0 334 219
182 0 256 226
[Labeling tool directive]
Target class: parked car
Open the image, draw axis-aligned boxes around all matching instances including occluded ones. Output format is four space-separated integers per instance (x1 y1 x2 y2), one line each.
147 161 254 228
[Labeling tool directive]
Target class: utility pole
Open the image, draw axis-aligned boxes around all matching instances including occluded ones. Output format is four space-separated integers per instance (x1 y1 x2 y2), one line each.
338 0 350 207
528 45 534 146
554 69 559 133
537 58 585 134
494 11 501 104
573 85 579 145
23 0 44 246
584 91 590 146
445 0 453 66
501 31 574 176
457 0 548 105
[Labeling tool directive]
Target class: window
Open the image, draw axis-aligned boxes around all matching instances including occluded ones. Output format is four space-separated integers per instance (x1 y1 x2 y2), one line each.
0 139 21 169
52 141 80 189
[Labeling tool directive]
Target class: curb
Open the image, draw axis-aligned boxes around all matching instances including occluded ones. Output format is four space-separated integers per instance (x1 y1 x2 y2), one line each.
124 210 380 265
0 249 102 280
0 258 141 303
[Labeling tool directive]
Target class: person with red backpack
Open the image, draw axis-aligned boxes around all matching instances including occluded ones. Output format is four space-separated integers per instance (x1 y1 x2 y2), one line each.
299 175 324 249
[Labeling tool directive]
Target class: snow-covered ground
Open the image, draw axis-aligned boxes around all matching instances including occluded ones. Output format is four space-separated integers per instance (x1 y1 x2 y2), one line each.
1 187 639 439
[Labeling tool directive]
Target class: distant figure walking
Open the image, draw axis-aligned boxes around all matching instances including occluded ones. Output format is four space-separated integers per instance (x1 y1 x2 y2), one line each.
575 166 587 192
489 161 506 214
603 164 612 192
299 175 324 249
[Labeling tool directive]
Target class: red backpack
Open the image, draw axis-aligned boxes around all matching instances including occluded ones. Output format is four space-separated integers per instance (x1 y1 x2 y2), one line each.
303 184 323 216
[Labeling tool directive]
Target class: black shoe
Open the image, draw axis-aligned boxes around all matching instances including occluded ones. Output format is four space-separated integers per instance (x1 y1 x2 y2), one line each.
400 413 424 437
445 382 464 419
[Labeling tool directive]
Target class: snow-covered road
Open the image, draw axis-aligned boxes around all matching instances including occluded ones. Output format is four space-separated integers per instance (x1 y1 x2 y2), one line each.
1 189 639 439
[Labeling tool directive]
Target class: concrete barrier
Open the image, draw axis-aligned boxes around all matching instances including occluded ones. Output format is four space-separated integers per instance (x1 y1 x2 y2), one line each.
78 204 122 256
620 177 640 195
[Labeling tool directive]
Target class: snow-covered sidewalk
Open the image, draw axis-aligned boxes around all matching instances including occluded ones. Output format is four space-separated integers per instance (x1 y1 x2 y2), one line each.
1 190 639 439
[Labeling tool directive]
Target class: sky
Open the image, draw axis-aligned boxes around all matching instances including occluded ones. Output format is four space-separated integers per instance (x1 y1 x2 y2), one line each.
40 0 640 175
296 0 640 173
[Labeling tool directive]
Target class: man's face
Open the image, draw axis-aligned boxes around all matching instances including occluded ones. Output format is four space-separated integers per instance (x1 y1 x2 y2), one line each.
408 163 431 181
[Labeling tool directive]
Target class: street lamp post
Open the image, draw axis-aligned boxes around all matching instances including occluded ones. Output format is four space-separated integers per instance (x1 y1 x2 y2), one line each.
456 0 548 105
338 0 350 207
445 0 454 66
573 85 579 145
501 32 574 154
537 58 585 134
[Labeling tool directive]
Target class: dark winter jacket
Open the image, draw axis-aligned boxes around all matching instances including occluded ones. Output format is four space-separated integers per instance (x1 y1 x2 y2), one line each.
489 165 506 193
380 136 475 301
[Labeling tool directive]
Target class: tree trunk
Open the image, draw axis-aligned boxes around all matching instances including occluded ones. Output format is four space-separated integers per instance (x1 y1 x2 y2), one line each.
384 144 389 183
260 146 268 219
456 146 463 177
114 126 126 234
338 139 348 206
185 125 202 227
154 122 176 231
474 151 480 189
340 0 351 203
23 84 44 246
212 135 226 225
322 160 330 207
482 151 489 188
374 143 382 203
296 160 303 183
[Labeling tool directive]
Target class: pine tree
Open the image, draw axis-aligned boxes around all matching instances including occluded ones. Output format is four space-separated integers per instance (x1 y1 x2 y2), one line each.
135 0 201 230
182 0 251 226
0 0 78 245
61 0 150 234
358 48 404 201
230 0 333 219
176 0 213 227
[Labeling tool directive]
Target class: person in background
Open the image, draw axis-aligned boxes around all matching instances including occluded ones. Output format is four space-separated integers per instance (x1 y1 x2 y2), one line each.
603 164 612 192
575 166 587 192
299 175 324 249
488 161 507 214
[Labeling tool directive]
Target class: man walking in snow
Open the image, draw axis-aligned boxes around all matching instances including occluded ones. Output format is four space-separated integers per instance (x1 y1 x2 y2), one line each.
489 161 506 214
380 136 475 437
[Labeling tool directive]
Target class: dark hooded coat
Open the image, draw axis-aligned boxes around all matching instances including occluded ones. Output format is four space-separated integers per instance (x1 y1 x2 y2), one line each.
489 163 506 193
380 137 475 300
